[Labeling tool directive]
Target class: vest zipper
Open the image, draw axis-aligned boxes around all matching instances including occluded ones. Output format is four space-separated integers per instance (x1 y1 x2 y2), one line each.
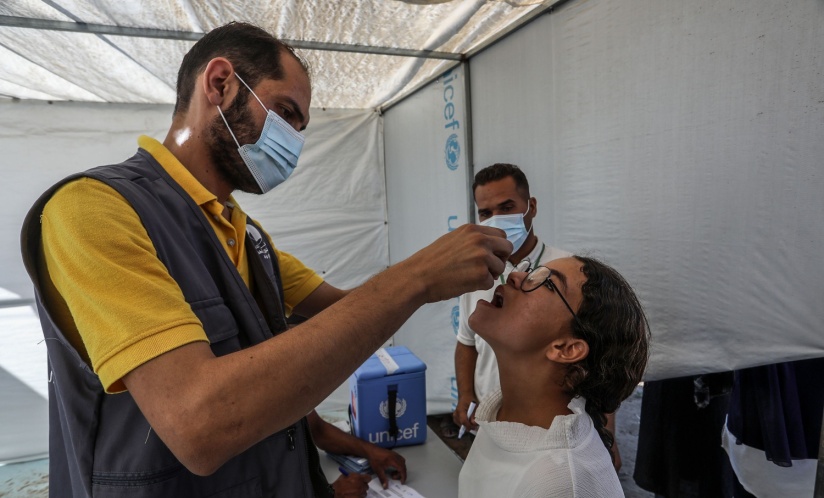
299 421 315 497
287 426 296 450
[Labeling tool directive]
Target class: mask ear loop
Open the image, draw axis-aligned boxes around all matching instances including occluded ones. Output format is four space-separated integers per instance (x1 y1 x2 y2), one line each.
523 200 534 235
217 73 271 149
235 73 269 113
216 106 241 148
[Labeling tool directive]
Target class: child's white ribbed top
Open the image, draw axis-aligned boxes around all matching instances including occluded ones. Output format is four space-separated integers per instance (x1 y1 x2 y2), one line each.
459 391 624 498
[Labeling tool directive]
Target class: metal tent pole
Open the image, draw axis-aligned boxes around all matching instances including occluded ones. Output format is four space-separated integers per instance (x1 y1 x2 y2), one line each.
0 15 460 60
815 404 824 497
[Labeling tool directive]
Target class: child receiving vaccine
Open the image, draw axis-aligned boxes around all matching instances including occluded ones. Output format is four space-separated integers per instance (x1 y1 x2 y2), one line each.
459 256 649 497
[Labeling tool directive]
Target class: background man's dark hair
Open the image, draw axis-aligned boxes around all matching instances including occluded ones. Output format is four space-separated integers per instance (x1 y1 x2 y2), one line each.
174 22 309 115
472 163 530 200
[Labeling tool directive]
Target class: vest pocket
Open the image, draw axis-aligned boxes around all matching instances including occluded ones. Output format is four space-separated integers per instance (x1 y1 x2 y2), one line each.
91 467 263 498
204 476 262 497
189 298 243 355
91 464 185 496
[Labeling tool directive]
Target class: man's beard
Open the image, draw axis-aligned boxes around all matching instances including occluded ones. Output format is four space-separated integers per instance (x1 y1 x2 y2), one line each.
207 92 264 194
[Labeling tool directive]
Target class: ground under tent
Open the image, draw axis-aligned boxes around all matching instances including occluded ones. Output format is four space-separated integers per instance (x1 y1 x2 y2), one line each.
1 0 823 491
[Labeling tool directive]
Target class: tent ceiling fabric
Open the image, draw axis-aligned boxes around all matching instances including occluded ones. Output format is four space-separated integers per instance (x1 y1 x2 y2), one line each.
0 0 554 108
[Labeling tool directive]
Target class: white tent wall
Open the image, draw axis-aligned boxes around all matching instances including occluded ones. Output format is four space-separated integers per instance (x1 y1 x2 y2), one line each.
0 298 49 463
384 64 471 415
0 100 172 302
0 365 48 463
469 0 824 380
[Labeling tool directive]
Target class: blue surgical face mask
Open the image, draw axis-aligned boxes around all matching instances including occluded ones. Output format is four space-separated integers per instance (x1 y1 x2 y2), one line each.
480 203 532 253
216 74 305 194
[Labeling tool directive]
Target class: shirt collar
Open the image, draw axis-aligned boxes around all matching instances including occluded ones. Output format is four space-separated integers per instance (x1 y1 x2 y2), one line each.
138 135 218 207
476 390 591 452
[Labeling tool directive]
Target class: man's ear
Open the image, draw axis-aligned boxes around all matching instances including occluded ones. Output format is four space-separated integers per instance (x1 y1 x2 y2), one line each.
201 57 236 107
546 337 589 364
529 197 537 218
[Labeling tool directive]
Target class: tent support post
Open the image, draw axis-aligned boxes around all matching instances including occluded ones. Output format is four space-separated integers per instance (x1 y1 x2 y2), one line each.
462 60 476 224
0 299 34 309
815 404 824 497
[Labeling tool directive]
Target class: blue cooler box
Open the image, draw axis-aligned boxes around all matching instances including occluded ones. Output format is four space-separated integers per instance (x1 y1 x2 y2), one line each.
349 346 427 448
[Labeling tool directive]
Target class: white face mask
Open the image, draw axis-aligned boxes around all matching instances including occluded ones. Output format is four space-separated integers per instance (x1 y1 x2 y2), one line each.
479 203 532 253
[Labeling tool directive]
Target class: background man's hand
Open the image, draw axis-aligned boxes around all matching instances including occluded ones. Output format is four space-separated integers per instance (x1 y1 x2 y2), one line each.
363 445 407 488
332 473 371 498
605 411 621 472
452 396 478 433
611 439 622 472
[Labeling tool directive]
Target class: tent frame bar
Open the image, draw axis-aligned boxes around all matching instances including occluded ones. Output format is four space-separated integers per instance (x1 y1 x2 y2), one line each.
0 15 462 61
462 60 476 225
0 298 34 309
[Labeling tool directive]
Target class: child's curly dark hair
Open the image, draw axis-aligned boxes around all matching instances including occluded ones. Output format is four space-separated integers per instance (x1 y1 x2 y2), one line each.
563 256 650 454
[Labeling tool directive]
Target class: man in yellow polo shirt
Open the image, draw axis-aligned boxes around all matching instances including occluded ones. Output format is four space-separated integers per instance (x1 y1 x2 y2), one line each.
38 133 408 494
22 22 510 498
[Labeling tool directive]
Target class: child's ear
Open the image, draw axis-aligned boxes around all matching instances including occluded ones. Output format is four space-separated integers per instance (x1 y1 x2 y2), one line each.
546 337 589 364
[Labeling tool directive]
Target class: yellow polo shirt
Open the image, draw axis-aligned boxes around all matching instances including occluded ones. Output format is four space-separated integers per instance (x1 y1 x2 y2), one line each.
39 135 323 393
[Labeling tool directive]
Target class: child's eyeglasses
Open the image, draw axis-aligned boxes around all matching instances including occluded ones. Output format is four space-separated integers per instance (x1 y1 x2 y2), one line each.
519 266 579 321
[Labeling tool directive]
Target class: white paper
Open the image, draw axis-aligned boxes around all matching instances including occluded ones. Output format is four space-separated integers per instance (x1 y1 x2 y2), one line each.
367 477 426 498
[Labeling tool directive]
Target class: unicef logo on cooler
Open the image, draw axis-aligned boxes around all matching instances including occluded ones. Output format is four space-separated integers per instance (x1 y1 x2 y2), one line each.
445 133 460 171
379 397 407 419
451 305 460 335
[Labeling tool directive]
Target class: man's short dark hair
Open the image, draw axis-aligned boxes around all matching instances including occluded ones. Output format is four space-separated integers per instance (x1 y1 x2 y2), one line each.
174 22 309 115
472 163 530 200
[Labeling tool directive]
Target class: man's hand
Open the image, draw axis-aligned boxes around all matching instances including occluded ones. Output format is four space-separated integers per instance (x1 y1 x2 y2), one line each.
452 396 478 433
363 444 406 488
399 224 511 304
308 411 406 490
331 473 371 498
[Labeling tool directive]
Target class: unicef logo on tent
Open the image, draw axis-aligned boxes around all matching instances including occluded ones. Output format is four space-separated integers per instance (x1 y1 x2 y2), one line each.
451 305 460 335
445 133 460 170
379 398 407 419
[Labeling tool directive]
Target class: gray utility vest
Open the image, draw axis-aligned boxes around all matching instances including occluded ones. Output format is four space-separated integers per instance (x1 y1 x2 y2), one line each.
21 149 332 498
